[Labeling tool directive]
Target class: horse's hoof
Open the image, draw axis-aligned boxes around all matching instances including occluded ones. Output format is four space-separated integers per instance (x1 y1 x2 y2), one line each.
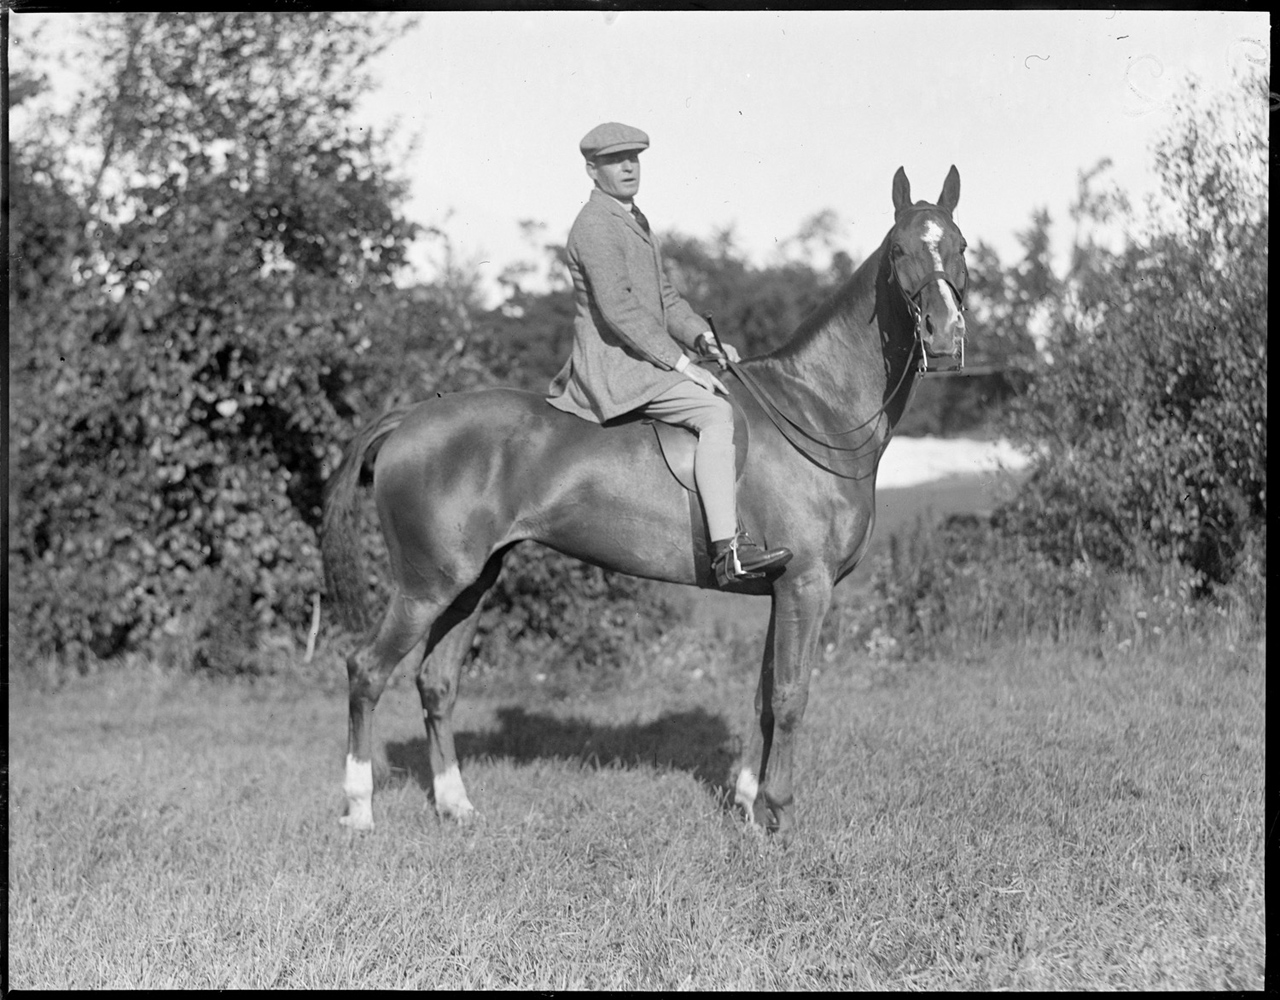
339 811 374 832
432 765 476 824
751 796 772 830
436 800 477 825
751 793 795 838
769 808 797 841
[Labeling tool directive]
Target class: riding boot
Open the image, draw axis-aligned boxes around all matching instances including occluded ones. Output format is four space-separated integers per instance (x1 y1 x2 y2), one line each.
712 530 793 587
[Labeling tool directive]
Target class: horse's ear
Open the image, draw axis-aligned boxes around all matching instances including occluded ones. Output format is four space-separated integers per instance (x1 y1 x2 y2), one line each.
892 167 911 214
937 165 960 214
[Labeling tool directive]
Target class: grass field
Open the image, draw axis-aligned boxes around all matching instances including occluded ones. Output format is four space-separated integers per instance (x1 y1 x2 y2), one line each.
8 625 1264 989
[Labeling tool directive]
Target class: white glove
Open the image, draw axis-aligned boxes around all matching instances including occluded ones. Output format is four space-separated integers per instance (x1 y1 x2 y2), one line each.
675 355 729 395
697 331 740 364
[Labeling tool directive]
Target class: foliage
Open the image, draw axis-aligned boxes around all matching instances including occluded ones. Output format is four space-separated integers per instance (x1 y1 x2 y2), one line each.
9 13 417 666
23 19 1260 680
660 226 849 359
823 514 1263 663
831 71 1269 664
895 220 1044 436
999 71 1267 585
469 545 691 694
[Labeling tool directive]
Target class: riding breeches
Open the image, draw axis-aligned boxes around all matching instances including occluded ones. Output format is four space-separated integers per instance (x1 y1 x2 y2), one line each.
641 381 738 542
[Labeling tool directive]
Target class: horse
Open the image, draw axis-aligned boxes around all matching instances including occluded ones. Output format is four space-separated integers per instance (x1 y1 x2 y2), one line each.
321 166 968 836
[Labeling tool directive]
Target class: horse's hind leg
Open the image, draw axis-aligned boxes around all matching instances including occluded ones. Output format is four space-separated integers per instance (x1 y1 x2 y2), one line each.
415 551 507 822
416 607 483 823
341 592 439 831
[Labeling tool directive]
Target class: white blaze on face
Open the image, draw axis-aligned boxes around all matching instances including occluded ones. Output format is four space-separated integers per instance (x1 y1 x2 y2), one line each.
921 219 963 322
921 219 945 269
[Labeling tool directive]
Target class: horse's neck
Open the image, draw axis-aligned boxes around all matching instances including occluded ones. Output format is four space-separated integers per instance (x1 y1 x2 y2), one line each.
746 249 918 441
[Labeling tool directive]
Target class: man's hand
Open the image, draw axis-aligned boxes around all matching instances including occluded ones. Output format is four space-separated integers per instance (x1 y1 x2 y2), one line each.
676 355 729 395
697 331 740 364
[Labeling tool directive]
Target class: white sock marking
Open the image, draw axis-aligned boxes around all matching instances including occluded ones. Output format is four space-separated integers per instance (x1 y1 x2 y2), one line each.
735 767 760 822
341 754 374 831
434 763 475 821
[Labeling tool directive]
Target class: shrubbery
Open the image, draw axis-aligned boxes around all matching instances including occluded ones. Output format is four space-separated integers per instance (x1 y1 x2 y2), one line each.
829 71 1267 660
823 514 1264 664
9 20 1263 681
9 14 412 669
999 73 1266 589
469 546 691 693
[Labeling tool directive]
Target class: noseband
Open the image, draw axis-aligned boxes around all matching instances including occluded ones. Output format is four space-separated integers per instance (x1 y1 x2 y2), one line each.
892 258 967 323
887 206 968 374
889 252 967 375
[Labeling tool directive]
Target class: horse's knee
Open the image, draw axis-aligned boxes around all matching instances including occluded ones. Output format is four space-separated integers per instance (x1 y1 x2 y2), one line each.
416 670 458 718
347 652 392 704
771 679 811 731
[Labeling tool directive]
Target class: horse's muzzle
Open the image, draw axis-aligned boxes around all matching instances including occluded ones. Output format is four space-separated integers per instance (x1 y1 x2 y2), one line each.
924 312 965 368
925 345 964 372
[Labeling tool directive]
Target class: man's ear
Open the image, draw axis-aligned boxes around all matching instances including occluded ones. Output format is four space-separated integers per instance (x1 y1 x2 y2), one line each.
584 159 598 184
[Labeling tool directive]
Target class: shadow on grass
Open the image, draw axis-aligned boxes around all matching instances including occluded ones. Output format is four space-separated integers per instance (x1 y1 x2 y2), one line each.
385 706 738 803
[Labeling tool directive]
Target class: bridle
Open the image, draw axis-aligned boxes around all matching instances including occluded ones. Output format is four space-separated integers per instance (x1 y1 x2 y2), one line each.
888 208 968 376
707 213 967 480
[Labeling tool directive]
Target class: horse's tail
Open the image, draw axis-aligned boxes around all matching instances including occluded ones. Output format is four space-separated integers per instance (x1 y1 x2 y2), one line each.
321 406 414 633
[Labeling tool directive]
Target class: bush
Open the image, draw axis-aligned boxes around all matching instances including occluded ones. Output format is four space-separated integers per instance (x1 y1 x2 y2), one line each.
8 14 416 672
469 545 691 694
999 71 1266 586
823 514 1264 663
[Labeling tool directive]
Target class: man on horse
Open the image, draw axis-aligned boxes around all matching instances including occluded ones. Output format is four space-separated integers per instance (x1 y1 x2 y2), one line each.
547 122 792 587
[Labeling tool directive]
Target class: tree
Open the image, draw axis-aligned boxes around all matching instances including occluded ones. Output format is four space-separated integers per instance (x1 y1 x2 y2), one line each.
999 70 1267 586
10 13 420 665
660 223 849 359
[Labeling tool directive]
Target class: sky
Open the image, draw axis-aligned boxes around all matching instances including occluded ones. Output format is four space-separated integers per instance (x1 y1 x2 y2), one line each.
10 10 1270 304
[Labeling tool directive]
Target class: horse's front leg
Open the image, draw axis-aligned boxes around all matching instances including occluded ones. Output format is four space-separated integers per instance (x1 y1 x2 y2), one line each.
737 568 832 836
735 613 773 825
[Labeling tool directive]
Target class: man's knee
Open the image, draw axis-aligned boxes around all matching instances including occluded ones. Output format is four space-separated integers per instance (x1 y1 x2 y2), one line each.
692 394 734 432
645 381 734 431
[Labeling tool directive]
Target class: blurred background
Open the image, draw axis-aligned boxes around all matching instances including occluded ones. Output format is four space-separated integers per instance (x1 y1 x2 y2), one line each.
6 11 1267 681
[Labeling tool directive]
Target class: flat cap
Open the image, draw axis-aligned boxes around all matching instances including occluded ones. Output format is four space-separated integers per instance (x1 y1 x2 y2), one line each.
579 122 649 160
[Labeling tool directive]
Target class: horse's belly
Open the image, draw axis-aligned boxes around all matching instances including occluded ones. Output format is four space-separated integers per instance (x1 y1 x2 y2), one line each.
522 419 702 585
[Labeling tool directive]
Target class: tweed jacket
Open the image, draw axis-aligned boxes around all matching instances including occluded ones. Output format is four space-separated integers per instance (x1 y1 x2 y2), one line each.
547 188 711 423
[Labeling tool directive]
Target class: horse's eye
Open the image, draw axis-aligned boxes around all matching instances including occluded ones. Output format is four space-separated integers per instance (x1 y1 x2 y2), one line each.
890 244 905 258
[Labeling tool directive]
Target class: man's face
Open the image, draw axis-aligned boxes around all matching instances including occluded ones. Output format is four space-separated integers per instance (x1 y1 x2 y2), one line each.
586 150 641 203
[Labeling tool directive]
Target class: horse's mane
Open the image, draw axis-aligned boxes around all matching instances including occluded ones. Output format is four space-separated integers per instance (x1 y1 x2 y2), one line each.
754 232 887 366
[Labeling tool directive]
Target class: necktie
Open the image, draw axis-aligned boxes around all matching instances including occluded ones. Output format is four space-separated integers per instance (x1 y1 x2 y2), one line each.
631 204 651 235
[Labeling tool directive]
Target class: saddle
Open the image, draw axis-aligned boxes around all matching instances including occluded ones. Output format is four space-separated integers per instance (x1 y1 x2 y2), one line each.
648 392 750 494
